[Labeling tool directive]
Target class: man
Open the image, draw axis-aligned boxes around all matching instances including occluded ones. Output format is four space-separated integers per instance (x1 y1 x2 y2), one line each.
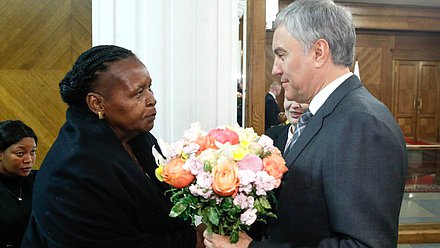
204 0 407 247
265 98 309 153
265 82 282 130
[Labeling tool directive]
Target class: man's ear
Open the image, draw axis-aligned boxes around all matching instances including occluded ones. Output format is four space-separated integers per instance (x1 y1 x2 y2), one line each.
86 92 105 115
312 39 330 68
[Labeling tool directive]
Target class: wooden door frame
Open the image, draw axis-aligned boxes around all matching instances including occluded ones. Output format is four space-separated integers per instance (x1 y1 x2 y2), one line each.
245 0 266 134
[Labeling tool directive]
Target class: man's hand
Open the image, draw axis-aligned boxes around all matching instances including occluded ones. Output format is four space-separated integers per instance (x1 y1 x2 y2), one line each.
203 230 252 248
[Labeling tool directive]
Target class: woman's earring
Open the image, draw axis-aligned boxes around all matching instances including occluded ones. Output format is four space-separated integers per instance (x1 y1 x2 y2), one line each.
98 112 104 120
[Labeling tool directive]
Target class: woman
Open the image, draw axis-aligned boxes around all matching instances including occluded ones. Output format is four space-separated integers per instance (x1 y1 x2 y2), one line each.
21 45 202 247
265 98 309 153
0 120 37 248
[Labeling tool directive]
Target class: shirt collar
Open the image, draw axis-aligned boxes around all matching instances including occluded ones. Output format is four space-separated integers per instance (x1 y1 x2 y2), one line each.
269 92 276 99
308 72 353 115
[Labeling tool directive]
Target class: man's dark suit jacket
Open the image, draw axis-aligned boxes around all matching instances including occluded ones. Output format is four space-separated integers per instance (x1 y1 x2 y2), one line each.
265 124 291 153
251 75 408 247
265 93 281 130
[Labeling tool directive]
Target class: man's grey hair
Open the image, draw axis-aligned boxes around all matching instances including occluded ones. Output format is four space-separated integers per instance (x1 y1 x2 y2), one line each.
274 0 356 67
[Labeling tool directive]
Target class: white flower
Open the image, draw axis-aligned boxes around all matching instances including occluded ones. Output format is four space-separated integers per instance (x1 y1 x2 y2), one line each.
169 139 185 158
183 122 207 142
152 145 166 166
258 134 274 148
233 193 254 209
240 208 257 225
196 171 213 188
198 148 218 167
238 170 257 186
189 184 213 199
183 142 200 156
254 171 277 195
184 157 204 176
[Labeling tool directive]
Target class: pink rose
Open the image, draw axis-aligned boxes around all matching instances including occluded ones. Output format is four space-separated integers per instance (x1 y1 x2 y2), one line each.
237 154 263 172
208 128 239 145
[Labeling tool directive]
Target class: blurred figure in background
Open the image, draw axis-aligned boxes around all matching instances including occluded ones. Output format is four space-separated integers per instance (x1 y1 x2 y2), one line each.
265 82 282 130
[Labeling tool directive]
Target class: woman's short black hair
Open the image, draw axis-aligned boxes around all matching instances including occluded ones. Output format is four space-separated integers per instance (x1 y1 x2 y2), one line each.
0 120 38 151
59 45 135 108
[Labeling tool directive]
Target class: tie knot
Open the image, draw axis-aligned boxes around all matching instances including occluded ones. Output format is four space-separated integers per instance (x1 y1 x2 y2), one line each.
299 109 313 125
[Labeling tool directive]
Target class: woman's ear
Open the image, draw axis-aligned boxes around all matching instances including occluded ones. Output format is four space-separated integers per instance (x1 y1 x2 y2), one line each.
312 39 330 68
86 92 104 115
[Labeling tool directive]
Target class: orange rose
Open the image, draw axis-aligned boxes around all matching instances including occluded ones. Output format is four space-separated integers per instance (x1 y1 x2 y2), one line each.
263 154 288 188
195 135 217 153
208 128 239 145
162 158 195 188
212 161 240 196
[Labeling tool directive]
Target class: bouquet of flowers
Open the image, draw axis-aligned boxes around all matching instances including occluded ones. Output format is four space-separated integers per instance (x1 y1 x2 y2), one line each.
153 123 288 243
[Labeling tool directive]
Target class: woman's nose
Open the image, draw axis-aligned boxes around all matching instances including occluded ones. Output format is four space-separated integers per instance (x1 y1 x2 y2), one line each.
23 154 34 163
146 93 157 107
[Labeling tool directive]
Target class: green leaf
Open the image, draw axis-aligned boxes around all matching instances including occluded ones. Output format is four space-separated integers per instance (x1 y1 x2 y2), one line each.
204 161 212 172
169 201 188 218
230 230 239 244
208 207 220 226
259 196 272 209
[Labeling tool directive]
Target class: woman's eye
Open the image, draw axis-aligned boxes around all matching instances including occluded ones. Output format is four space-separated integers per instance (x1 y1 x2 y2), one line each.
15 152 24 157
30 150 37 156
136 89 144 98
148 86 154 95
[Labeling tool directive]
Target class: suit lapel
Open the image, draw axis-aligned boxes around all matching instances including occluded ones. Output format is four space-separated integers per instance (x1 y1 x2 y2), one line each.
284 75 363 168
275 124 290 153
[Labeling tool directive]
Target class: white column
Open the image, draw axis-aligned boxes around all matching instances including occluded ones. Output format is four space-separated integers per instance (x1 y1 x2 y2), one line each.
92 0 240 142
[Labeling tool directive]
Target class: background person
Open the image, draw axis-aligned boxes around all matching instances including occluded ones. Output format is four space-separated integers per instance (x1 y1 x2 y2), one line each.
265 98 309 153
0 120 37 248
265 82 282 130
204 0 407 247
21 45 203 248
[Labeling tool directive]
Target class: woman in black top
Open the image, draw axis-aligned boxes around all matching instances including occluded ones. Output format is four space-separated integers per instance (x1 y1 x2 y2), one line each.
0 120 37 248
21 45 203 248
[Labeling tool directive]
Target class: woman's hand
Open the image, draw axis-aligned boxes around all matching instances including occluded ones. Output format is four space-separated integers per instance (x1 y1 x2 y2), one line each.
196 223 207 248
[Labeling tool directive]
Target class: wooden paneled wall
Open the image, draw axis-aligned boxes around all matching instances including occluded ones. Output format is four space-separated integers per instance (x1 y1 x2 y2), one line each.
0 0 92 168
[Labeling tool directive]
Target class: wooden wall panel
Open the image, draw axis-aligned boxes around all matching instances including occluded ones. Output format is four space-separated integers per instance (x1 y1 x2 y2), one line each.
0 0 92 168
355 47 382 99
246 0 266 135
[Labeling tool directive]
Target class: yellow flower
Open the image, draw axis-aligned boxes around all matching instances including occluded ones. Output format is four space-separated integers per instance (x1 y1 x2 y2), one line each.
240 139 250 149
233 146 249 161
155 166 164 182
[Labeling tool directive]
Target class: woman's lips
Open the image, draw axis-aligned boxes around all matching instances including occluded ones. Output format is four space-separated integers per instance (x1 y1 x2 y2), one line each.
20 167 32 173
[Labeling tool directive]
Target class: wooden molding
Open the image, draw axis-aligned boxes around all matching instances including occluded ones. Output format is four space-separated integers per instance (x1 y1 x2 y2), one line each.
340 3 440 32
398 223 440 244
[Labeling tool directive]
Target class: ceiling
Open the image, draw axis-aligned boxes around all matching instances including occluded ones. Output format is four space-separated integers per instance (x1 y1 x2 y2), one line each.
336 0 440 7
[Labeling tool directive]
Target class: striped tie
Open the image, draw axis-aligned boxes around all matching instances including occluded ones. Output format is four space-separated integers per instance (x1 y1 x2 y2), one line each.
284 108 313 156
